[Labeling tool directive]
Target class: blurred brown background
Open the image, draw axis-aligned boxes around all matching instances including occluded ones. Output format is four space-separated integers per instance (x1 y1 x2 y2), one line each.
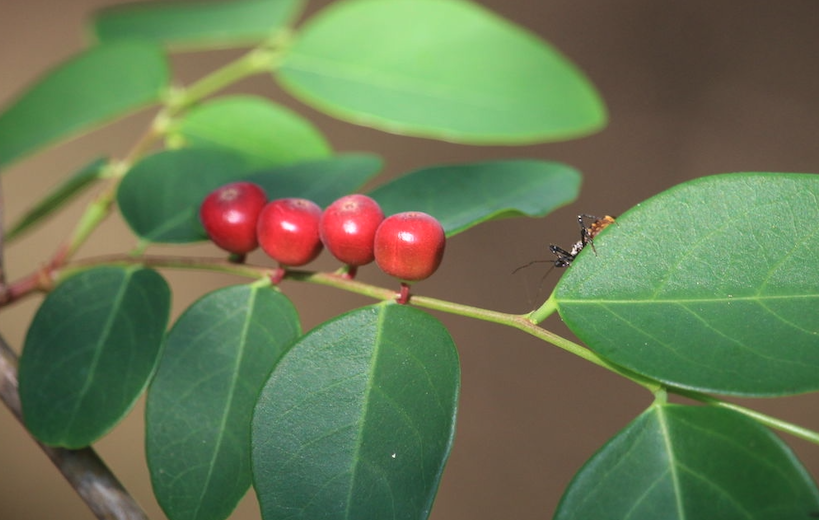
2 1 819 519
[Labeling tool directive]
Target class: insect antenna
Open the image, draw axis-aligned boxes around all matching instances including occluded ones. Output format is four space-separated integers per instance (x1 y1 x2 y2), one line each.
511 258 555 275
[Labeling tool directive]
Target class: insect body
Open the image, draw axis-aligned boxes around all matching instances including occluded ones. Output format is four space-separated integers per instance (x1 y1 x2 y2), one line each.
512 214 615 275
549 214 616 267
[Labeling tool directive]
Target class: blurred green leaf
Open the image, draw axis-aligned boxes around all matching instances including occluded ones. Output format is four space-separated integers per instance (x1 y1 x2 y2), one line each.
252 304 460 520
369 160 581 236
554 173 819 396
19 266 170 448
276 0 606 144
6 157 107 241
92 0 306 50
117 148 249 243
555 404 819 519
118 150 382 244
147 284 300 520
0 42 168 169
245 153 382 207
170 95 332 170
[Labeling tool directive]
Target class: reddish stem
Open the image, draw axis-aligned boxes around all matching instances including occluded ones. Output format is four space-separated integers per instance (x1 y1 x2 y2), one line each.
396 282 411 305
0 266 53 307
268 266 286 285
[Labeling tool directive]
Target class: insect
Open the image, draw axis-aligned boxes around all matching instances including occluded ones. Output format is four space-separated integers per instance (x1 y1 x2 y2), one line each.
549 214 616 267
513 214 616 274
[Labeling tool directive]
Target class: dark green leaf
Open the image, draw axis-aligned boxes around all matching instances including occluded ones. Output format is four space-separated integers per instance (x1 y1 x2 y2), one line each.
245 153 383 207
554 173 819 396
118 150 382 244
18 266 170 448
7 157 107 241
92 0 306 50
555 404 819 520
0 42 168 169
276 0 606 144
117 148 251 243
368 160 581 236
170 96 332 170
252 304 460 520
147 284 300 520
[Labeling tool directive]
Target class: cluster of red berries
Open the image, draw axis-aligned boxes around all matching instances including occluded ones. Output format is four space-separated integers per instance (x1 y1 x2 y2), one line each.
199 182 446 283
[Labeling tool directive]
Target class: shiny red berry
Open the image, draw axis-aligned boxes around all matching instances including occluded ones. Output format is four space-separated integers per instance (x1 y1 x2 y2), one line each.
199 182 267 254
257 198 323 266
320 194 384 266
374 212 445 282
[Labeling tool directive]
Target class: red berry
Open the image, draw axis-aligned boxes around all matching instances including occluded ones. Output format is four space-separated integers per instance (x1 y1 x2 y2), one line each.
374 212 446 282
257 198 323 266
199 182 267 254
320 194 384 266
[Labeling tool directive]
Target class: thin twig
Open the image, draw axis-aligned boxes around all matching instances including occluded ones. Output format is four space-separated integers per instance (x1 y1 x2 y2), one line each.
0 333 149 520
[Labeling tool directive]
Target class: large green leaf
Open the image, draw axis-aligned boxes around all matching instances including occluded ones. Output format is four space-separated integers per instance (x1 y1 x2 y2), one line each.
170 96 332 170
0 42 168 169
147 284 300 520
252 304 460 520
368 160 581 236
18 266 170 448
118 148 250 243
276 0 606 144
554 173 819 396
118 150 382 243
6 157 107 241
92 0 306 50
555 404 819 519
245 153 383 208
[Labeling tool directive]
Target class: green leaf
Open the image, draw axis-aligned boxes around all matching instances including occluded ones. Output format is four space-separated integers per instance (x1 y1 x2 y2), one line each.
276 0 606 144
368 160 581 236
555 404 819 519
554 173 819 396
245 153 383 208
147 284 300 520
6 157 107 241
252 304 460 520
118 150 382 244
0 42 168 169
18 266 170 448
170 96 332 170
118 148 251 243
92 0 306 50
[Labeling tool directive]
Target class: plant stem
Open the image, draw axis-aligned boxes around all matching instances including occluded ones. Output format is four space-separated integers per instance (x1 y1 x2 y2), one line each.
166 45 284 114
15 251 819 449
673 389 819 446
57 254 661 391
527 292 558 323
45 39 288 272
0 333 149 520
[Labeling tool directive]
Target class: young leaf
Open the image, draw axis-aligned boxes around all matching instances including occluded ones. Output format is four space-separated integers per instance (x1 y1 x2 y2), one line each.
6 157 107 241
276 0 606 144
18 266 170 448
170 96 332 170
555 404 819 519
92 0 306 50
0 42 168 169
244 153 383 208
554 173 819 396
117 148 251 243
368 160 581 236
147 284 300 520
252 304 460 520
